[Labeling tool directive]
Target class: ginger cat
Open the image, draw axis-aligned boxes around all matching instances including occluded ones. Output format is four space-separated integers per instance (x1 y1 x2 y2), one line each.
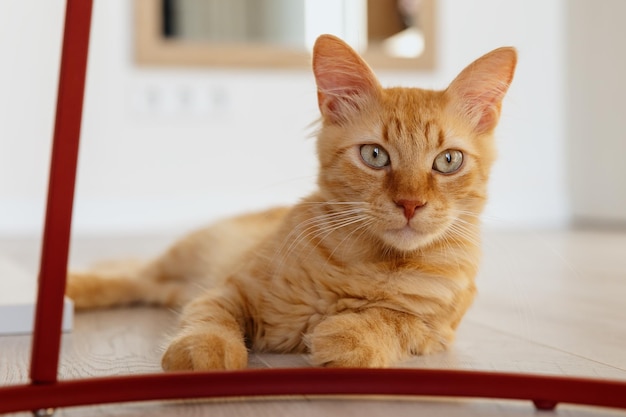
67 35 517 370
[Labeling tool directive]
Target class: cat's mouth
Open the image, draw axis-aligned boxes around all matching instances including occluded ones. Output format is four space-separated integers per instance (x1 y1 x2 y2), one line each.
381 224 434 252
394 224 420 238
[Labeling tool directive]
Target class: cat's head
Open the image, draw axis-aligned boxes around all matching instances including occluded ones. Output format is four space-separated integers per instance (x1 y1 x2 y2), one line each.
312 35 516 252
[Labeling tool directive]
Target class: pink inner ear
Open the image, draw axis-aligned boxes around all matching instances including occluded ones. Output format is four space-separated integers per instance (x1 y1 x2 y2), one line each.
317 88 360 124
312 35 381 123
446 47 517 134
469 91 505 134
476 108 498 134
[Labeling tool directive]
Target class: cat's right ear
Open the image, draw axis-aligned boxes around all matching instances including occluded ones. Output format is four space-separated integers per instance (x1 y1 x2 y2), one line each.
312 34 382 124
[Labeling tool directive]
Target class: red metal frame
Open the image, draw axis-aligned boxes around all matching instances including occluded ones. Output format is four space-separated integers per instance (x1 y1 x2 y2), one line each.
1 0 625 414
30 0 94 386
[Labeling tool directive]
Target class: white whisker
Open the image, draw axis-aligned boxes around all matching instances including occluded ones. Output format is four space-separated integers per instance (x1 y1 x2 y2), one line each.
326 219 375 261
270 201 374 277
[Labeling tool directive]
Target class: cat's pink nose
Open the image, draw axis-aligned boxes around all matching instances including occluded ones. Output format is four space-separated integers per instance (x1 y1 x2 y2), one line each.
395 199 426 220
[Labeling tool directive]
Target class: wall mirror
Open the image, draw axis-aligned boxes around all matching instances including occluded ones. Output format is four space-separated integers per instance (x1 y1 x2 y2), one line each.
135 0 436 69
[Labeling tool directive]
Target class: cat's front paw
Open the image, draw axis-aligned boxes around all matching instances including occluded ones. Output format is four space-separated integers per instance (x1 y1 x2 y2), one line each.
162 330 248 371
307 314 391 368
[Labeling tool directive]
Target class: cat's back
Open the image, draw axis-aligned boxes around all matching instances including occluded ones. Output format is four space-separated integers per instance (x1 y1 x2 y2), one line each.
206 205 291 269
165 206 291 285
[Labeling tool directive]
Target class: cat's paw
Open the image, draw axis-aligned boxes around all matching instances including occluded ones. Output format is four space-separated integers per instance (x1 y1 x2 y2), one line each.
307 314 391 368
161 330 248 371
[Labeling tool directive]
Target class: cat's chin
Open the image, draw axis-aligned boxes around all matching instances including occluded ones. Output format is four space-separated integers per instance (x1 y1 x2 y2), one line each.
380 225 437 253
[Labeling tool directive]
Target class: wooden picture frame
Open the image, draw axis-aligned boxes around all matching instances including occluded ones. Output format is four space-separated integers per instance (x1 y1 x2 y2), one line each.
134 0 436 70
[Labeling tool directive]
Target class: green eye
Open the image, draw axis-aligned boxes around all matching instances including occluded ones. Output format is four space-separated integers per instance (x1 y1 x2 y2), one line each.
433 149 463 174
360 144 390 169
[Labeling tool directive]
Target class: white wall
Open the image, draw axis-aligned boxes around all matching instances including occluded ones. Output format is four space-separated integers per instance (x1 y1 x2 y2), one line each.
0 0 575 236
0 0 64 234
566 0 626 225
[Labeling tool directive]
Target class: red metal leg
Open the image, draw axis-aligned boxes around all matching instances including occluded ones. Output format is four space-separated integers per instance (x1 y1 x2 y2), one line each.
30 0 93 385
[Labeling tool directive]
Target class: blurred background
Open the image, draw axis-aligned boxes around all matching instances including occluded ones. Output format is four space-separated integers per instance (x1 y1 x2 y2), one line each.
1 0 625 238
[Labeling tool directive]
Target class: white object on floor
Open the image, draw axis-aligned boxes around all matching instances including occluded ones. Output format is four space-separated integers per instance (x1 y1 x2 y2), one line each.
0 257 73 335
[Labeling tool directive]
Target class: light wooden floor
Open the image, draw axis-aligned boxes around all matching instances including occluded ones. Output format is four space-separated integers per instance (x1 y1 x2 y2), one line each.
1 229 626 416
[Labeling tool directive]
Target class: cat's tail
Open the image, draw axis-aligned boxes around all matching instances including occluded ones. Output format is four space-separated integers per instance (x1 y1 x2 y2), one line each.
66 207 291 310
66 259 191 310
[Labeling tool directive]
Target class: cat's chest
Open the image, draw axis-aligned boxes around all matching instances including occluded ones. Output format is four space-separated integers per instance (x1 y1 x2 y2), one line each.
253 261 454 352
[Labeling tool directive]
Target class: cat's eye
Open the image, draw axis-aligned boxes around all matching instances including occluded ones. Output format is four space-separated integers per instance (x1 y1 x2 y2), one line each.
360 144 390 169
433 150 464 174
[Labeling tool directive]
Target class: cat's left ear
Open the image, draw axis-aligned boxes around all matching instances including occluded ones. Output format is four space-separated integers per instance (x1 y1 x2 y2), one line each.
312 34 382 124
445 47 517 134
